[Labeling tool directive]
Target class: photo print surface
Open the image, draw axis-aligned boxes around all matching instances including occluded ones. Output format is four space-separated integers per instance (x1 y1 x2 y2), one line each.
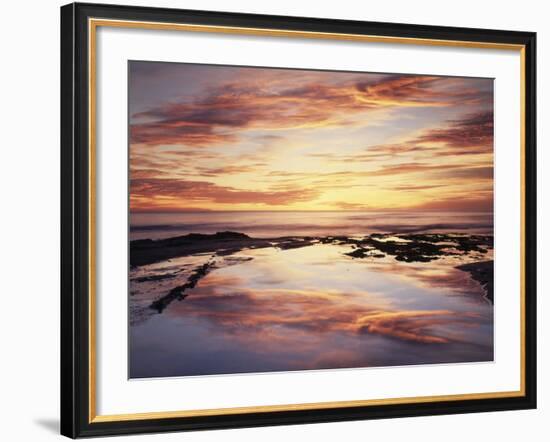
128 61 494 378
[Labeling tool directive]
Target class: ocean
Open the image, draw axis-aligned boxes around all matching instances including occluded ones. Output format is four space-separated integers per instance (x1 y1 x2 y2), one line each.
130 210 493 240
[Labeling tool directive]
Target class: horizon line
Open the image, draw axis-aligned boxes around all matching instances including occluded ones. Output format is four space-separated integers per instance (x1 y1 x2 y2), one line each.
129 209 495 214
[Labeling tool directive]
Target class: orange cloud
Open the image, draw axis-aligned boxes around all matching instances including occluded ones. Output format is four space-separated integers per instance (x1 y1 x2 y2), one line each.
130 177 319 209
355 75 474 107
130 75 487 147
129 63 494 212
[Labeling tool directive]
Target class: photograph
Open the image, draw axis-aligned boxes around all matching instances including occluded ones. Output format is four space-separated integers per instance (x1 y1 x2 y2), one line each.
52 1 537 438
0 0 543 439
128 61 495 378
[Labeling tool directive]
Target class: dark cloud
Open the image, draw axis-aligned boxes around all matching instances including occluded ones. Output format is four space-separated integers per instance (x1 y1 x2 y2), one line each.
414 111 494 153
435 166 493 180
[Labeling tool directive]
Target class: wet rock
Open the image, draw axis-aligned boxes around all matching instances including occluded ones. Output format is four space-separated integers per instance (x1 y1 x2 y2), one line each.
131 231 269 267
133 272 178 283
277 238 316 250
345 248 370 259
150 261 215 313
341 233 494 264
456 260 494 303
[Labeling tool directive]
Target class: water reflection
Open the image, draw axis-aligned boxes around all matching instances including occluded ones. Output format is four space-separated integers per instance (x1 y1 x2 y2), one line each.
130 244 493 378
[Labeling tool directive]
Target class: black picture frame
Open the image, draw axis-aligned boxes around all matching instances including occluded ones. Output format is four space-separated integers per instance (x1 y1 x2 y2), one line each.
61 2 537 438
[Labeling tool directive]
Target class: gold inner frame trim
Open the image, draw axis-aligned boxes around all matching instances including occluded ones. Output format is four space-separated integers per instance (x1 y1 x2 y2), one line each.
88 17 527 424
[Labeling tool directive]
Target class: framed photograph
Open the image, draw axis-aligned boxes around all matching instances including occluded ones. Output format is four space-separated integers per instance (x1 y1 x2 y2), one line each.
60 2 536 438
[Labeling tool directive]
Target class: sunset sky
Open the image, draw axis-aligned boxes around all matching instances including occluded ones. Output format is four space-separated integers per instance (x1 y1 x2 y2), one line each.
129 61 494 212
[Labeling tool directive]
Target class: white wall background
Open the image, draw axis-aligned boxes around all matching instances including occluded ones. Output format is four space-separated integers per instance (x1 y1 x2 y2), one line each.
0 0 546 440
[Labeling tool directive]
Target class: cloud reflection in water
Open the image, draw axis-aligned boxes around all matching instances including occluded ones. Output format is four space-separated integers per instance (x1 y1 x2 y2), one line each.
130 244 493 378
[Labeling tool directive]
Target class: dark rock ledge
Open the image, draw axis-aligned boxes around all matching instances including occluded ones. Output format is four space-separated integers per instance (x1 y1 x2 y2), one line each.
150 260 215 313
456 260 494 303
130 231 317 267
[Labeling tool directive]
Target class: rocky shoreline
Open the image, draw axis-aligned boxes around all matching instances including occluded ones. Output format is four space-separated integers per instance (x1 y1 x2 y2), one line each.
456 260 494 303
131 231 492 266
130 231 318 267
130 231 494 311
150 259 216 313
